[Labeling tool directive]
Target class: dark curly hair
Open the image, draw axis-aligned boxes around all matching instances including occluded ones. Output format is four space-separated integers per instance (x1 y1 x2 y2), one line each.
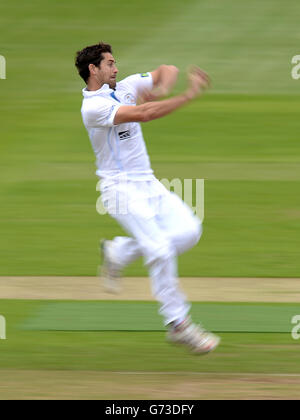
75 42 113 83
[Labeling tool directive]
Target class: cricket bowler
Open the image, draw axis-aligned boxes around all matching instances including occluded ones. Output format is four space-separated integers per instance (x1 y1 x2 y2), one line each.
75 42 220 354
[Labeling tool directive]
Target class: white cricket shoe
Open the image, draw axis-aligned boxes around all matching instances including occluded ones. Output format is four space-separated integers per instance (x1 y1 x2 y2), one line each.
167 317 220 354
99 239 122 294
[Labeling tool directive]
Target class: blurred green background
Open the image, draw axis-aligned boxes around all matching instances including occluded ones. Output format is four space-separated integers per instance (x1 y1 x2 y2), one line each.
0 0 299 277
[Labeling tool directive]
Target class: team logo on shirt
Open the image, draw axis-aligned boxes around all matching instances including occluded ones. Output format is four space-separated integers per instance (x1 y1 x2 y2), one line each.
124 93 135 104
140 73 149 77
118 130 131 140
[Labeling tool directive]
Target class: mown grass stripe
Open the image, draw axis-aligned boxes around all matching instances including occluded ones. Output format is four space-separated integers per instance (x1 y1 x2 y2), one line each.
21 301 300 333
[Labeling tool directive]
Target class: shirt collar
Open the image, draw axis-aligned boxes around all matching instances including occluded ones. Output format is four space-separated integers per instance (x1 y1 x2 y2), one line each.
82 83 111 97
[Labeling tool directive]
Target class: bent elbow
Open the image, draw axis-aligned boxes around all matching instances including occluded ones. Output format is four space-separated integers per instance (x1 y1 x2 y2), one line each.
161 64 179 73
169 65 179 73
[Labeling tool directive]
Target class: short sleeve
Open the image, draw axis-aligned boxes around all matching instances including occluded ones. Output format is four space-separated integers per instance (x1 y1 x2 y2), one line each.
120 72 153 100
82 98 122 128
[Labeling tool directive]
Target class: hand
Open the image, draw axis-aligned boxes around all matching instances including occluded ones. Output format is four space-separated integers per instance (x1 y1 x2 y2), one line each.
185 66 211 100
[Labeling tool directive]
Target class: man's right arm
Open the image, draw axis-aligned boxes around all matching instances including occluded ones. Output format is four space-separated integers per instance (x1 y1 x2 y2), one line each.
113 67 210 125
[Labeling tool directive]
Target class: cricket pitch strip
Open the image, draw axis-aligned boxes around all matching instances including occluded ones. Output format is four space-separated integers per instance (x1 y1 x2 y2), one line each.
0 276 299 302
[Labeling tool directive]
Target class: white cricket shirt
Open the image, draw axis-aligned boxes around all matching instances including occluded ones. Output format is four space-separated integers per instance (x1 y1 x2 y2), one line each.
81 72 155 181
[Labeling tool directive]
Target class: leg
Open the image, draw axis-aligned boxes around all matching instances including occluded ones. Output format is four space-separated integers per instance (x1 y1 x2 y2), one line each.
101 179 190 324
155 189 203 255
102 180 220 353
112 192 220 353
115 211 190 325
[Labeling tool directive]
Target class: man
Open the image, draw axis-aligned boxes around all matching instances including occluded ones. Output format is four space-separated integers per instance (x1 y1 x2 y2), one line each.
75 42 220 354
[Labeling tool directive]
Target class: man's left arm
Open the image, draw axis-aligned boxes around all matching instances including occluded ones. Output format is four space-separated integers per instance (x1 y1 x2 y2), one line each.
140 65 179 102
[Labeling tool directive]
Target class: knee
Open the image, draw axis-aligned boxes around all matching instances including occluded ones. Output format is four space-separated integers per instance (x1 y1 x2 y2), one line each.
186 219 202 248
172 218 202 255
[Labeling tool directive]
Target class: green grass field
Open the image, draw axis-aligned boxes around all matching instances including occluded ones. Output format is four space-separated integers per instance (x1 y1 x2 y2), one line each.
1 299 300 399
1 299 300 373
1 0 300 399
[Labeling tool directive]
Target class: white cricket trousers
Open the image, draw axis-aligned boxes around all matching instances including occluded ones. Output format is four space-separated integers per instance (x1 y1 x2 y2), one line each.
100 177 202 326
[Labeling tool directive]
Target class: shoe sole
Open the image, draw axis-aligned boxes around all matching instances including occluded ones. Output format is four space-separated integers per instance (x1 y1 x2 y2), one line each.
167 334 221 355
192 336 221 355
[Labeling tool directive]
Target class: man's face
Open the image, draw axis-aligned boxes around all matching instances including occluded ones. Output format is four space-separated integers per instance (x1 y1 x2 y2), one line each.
96 52 118 89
